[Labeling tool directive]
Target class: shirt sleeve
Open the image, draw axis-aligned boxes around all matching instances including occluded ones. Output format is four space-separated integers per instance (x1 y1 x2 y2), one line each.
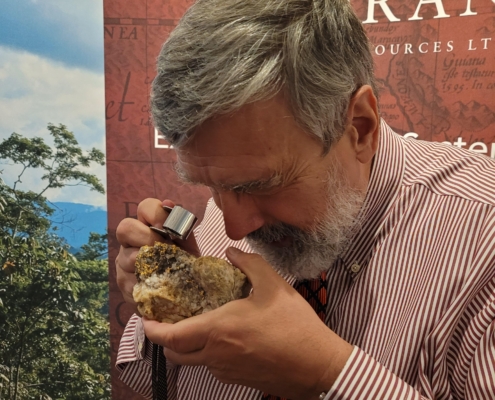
116 314 180 400
325 298 495 400
116 314 153 399
465 312 495 399
324 347 428 400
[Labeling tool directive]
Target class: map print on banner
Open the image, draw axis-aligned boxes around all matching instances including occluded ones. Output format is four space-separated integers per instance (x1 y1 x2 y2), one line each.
103 1 495 398
353 0 495 156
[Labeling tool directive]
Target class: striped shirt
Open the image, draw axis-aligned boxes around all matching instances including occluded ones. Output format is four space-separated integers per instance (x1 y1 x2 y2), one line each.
117 121 495 399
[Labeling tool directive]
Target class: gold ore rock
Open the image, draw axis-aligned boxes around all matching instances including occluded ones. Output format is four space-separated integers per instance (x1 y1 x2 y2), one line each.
133 242 249 323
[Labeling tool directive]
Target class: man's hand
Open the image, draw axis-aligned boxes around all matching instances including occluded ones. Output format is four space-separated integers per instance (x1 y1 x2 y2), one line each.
115 198 200 308
143 247 353 400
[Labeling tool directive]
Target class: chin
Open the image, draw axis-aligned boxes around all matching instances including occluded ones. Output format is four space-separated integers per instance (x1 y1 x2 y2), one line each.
246 239 336 280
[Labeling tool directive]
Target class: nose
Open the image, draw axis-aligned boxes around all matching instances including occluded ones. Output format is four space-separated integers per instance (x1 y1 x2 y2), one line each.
214 191 265 241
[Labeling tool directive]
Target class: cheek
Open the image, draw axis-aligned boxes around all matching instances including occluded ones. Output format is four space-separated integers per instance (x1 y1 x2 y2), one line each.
333 152 365 191
254 186 328 229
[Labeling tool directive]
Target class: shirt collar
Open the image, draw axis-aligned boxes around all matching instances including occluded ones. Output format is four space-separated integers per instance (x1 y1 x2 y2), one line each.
340 120 406 276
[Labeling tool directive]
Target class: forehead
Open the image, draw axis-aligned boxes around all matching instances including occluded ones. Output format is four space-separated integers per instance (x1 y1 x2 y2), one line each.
176 94 322 187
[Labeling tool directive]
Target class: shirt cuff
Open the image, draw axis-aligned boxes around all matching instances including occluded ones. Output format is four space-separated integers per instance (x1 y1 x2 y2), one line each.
115 314 153 399
116 314 180 400
116 314 146 370
324 347 428 400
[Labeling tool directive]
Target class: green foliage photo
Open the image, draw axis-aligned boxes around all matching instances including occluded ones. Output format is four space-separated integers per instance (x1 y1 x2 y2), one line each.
0 124 110 400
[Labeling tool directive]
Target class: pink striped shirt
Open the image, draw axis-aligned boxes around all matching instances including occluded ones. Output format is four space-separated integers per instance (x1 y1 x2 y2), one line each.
117 121 495 399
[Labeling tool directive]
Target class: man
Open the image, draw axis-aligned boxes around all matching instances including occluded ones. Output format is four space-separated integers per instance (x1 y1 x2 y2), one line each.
115 0 495 399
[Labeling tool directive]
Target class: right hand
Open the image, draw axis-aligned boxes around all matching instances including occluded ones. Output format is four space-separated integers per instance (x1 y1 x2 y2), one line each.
115 198 200 308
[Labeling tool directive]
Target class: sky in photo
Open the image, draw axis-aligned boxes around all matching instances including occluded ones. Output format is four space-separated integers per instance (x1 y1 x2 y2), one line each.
0 0 106 209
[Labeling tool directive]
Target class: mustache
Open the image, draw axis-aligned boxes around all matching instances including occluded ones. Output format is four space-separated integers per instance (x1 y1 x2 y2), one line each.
246 221 318 247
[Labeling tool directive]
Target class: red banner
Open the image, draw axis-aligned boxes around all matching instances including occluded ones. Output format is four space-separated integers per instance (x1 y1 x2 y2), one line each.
354 0 495 154
104 1 495 398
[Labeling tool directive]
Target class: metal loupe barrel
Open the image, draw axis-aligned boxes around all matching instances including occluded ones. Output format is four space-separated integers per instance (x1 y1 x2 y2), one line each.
162 206 197 240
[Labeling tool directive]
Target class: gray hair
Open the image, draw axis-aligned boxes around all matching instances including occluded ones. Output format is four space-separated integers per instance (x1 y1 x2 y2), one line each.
151 0 378 151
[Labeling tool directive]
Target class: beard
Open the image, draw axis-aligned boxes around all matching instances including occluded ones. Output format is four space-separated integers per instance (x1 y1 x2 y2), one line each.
246 160 366 280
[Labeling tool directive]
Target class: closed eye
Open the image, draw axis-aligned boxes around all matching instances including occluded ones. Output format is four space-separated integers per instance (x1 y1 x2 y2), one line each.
175 162 284 195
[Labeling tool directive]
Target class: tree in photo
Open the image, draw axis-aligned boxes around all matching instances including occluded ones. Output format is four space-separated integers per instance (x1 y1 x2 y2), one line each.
76 232 108 262
0 124 110 400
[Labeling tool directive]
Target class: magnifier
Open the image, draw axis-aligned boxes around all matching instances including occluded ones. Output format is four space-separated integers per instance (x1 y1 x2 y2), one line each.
150 205 198 240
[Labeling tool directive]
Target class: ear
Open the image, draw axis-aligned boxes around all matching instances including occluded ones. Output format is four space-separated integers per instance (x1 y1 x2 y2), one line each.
345 85 379 164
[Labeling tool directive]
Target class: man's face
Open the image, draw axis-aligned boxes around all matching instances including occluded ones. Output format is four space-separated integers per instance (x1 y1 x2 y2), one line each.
176 93 370 278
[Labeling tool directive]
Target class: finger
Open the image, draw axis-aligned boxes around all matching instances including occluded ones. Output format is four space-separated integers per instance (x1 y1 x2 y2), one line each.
115 253 137 287
115 246 139 274
137 198 172 228
115 251 138 301
116 218 166 248
143 310 221 354
226 247 284 290
161 199 175 209
162 347 205 367
117 269 137 304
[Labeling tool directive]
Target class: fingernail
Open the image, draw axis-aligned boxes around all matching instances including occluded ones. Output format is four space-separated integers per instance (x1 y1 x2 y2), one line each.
227 247 242 256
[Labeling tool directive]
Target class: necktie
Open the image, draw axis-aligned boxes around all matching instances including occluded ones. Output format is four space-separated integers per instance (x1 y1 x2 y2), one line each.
262 271 328 400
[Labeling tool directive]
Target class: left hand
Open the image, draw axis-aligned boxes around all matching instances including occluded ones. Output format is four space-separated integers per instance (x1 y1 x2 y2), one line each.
143 247 353 400
115 198 200 310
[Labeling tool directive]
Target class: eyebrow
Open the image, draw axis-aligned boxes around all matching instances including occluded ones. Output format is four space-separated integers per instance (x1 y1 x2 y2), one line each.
174 163 283 193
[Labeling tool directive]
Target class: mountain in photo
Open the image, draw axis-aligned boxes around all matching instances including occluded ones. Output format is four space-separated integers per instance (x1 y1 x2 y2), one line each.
49 202 107 251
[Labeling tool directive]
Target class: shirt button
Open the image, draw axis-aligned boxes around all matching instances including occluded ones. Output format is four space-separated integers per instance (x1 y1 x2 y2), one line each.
350 263 361 273
138 342 143 352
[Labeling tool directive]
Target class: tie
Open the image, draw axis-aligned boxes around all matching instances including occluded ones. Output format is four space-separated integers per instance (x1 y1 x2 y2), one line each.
293 271 328 321
262 271 328 400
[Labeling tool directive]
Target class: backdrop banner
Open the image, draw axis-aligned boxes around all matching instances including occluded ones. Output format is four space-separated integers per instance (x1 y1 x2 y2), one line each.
104 1 495 398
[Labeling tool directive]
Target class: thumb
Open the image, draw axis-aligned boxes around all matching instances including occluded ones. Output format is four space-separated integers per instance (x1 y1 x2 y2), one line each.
226 247 283 291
